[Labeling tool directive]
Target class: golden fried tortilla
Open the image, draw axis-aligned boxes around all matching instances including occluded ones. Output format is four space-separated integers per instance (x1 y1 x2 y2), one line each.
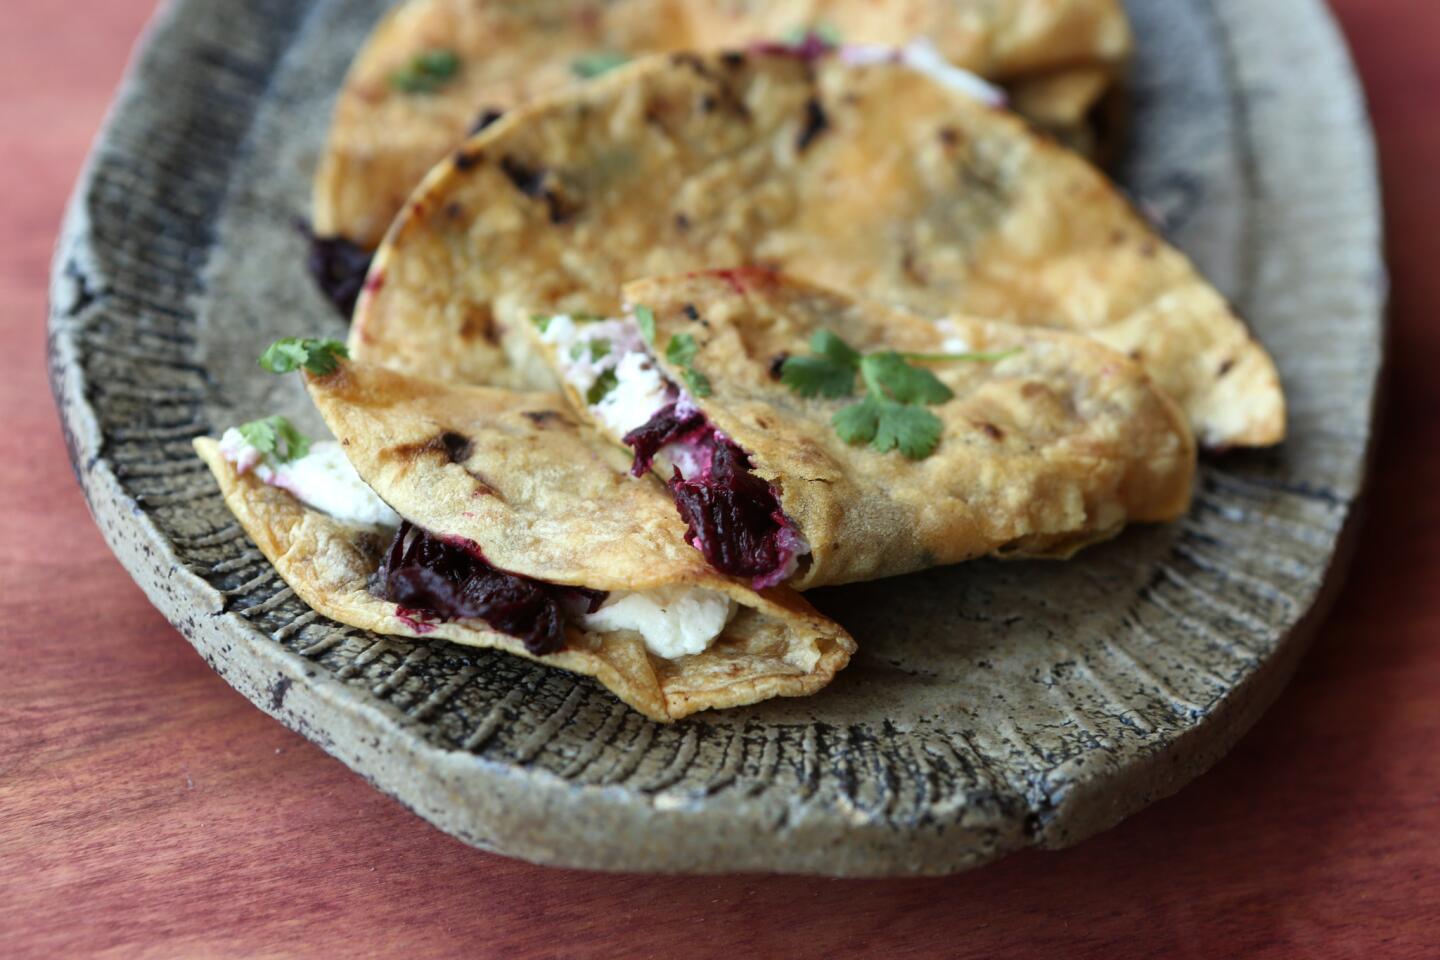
193 396 854 721
353 50 1283 448
525 271 1195 588
315 0 1132 247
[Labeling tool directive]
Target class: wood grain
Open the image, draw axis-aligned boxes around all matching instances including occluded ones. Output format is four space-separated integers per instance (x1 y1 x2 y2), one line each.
3 0 1438 956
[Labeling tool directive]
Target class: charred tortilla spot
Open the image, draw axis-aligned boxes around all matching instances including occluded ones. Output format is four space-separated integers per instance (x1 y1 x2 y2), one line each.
453 149 483 172
669 52 711 79
797 97 829 152
682 303 701 321
1218 357 1236 378
674 213 691 231
544 188 581 225
939 126 961 147
459 305 499 345
901 249 927 284
470 108 504 135
699 94 717 113
721 52 746 70
443 201 464 221
522 409 564 427
439 431 474 463
500 156 545 197
977 422 1005 441
768 352 790 380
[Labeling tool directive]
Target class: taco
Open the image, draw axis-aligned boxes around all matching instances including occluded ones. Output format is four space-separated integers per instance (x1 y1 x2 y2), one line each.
518 270 1195 590
193 364 854 721
352 49 1284 448
313 0 1133 250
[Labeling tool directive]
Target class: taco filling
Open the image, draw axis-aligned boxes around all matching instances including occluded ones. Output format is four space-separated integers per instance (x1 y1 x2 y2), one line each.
218 422 738 659
537 312 811 589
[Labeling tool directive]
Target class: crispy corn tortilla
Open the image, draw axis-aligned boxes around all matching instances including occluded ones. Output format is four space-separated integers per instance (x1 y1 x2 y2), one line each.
314 0 691 247
352 50 1283 448
315 0 1132 247
527 271 1195 588
193 398 854 722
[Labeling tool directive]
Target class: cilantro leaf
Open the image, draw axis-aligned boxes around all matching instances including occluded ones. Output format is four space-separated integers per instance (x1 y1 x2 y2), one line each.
780 327 1014 460
633 305 656 344
779 329 860 398
780 355 856 398
665 333 699 368
586 368 618 405
861 352 953 405
570 338 613 362
390 48 460 94
873 402 943 460
832 397 882 446
683 368 713 398
810 329 862 367
531 313 555 334
259 338 349 376
571 51 630 79
237 415 311 463
833 398 942 460
665 333 712 397
781 22 842 46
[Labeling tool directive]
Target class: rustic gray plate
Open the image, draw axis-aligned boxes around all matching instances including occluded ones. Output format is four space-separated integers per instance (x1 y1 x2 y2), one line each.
50 0 1384 876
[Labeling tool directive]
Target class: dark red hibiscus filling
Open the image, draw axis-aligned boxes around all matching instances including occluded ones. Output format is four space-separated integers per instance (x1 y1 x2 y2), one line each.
374 522 605 655
302 228 373 319
625 406 795 582
622 402 707 477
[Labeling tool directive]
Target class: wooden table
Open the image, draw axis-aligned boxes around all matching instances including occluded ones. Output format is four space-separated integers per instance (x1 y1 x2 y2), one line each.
3 1 1437 956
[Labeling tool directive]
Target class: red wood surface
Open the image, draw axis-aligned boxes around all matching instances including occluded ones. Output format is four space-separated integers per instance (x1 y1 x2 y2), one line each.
3 2 1437 957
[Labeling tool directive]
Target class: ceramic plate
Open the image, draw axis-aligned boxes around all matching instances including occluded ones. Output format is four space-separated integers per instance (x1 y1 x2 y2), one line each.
50 0 1384 875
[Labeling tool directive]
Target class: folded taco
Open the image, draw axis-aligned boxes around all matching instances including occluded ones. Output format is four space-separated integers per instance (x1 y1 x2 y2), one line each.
193 351 854 721
352 48 1282 449
314 0 1132 251
517 271 1195 590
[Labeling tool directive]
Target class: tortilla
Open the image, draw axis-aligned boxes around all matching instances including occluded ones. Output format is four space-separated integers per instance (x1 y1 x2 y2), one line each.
193 378 855 721
315 0 1133 247
314 0 690 248
524 270 1195 588
352 49 1283 448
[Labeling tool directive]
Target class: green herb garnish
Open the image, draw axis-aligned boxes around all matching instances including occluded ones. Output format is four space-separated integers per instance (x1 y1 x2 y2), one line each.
832 397 942 460
571 51 630 80
258 338 349 376
664 332 712 398
586 368 619 405
780 330 1017 460
390 49 461 94
237 415 311 464
569 339 613 362
532 313 555 334
634 305 656 344
781 22 843 46
664 332 699 368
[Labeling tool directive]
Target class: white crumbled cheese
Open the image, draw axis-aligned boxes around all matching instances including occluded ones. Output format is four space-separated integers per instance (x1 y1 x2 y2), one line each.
595 351 673 436
841 38 1007 107
542 313 675 436
583 585 737 659
219 429 399 527
935 318 973 355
